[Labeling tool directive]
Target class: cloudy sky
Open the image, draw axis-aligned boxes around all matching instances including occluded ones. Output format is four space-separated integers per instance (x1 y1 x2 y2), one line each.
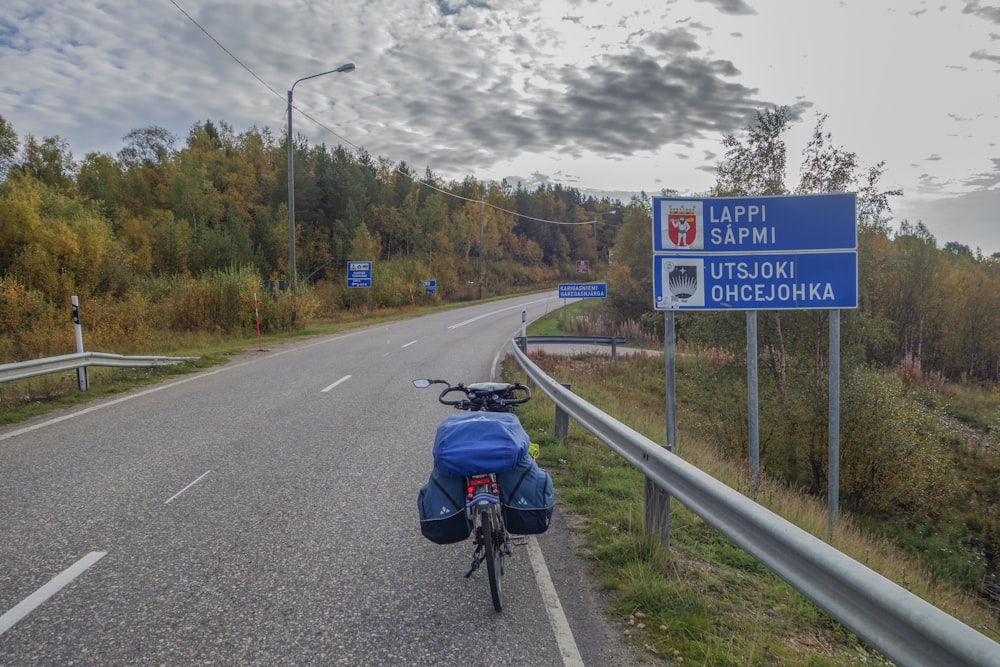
3 0 999 254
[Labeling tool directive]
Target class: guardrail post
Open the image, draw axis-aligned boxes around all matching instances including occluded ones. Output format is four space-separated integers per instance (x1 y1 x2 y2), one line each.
554 383 571 442
610 337 617 360
645 476 670 547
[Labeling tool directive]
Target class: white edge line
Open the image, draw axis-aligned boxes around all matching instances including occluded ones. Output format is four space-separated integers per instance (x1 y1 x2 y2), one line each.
0 328 375 443
0 551 108 636
526 536 585 666
321 374 352 393
164 470 212 504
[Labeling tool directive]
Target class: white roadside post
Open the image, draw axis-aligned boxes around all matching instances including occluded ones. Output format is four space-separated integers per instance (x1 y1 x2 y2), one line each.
71 295 89 390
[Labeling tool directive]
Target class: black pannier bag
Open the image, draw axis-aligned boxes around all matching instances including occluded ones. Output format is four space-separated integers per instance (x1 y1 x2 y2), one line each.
417 466 471 544
498 455 554 535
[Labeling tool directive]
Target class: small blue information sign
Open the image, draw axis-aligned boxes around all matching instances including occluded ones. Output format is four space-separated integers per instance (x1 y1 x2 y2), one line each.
653 252 857 311
558 283 607 299
347 261 372 288
652 193 856 253
417 279 436 295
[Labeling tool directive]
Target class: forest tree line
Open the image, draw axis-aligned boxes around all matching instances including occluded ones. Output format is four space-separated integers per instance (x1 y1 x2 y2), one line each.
0 113 620 358
1 109 998 386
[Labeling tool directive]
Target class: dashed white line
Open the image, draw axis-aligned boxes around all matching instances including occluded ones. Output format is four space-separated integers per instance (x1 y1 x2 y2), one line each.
321 375 352 393
0 551 108 636
164 470 212 504
447 297 552 329
401 340 418 348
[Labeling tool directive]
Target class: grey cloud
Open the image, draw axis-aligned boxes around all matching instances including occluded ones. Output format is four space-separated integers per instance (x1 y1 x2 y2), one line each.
964 1 1000 24
2 0 799 191
694 0 757 16
962 157 1000 188
342 15 787 180
894 187 1000 255
970 49 1000 63
640 28 703 53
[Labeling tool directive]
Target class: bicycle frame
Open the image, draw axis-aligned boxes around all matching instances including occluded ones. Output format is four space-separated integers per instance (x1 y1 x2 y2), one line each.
413 378 531 613
464 473 509 611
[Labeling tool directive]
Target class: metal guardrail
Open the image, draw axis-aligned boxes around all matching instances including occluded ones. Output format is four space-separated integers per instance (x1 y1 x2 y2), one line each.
511 339 1000 667
516 335 628 359
0 352 195 384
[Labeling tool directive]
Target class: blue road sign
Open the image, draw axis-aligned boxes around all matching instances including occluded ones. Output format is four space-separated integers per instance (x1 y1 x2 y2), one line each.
417 279 436 295
653 252 857 311
558 283 607 299
652 193 856 253
347 261 372 288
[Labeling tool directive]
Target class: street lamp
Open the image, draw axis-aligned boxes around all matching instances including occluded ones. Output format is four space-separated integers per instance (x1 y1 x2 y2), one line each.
287 62 355 293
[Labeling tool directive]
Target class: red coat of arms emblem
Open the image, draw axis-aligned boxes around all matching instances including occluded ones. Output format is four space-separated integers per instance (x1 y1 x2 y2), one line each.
667 207 697 248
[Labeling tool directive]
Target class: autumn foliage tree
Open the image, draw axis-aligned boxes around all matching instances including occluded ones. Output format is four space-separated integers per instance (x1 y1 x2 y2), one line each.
0 112 624 357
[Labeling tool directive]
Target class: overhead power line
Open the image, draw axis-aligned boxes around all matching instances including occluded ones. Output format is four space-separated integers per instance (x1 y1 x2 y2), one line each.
167 0 613 227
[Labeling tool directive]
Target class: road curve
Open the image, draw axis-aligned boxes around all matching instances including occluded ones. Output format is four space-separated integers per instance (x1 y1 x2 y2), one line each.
0 293 638 666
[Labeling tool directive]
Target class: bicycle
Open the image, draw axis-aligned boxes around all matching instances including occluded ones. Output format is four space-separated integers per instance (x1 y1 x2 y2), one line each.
413 379 536 612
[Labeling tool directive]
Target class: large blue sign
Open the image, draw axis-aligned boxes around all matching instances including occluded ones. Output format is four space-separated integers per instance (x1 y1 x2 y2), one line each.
652 193 856 253
558 283 607 299
653 252 857 311
347 261 372 288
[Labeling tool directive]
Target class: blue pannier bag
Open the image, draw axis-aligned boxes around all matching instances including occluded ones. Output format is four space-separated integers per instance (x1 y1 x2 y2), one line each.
432 412 529 476
498 455 554 535
417 466 471 544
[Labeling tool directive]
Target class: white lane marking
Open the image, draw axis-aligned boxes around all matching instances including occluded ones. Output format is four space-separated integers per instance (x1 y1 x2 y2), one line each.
526 537 584 666
0 551 108 636
447 296 554 329
401 340 418 348
165 470 212 504
321 375 352 393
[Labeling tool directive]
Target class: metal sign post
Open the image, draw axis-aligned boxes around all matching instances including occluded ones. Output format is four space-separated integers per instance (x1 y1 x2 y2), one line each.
650 309 678 546
651 193 857 533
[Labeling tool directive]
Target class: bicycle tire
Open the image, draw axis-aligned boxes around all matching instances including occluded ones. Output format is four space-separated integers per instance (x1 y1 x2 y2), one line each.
482 507 503 612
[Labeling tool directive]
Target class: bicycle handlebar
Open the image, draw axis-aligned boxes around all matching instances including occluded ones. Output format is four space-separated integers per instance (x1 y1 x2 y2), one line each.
413 378 531 412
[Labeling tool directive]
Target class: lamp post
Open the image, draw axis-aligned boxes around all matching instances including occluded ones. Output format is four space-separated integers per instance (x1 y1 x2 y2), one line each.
287 62 355 293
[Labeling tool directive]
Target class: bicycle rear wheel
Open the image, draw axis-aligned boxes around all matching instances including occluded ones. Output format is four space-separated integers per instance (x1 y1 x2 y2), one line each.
481 507 504 611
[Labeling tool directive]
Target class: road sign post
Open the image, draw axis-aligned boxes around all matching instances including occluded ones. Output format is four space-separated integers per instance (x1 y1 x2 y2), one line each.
651 192 857 534
557 283 607 299
347 261 372 289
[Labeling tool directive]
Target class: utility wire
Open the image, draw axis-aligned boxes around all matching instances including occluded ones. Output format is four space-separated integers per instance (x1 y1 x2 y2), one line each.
167 0 610 227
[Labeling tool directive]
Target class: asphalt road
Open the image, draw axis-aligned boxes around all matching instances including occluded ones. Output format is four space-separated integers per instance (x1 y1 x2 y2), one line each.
0 293 639 666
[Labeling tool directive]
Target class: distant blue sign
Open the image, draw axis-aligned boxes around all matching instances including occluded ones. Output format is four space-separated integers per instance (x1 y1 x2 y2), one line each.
347 261 372 288
653 252 857 311
652 193 856 253
418 279 436 295
559 283 607 299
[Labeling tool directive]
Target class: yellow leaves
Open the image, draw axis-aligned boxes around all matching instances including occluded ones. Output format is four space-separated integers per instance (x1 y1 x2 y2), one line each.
0 179 44 264
840 367 957 516
0 276 66 359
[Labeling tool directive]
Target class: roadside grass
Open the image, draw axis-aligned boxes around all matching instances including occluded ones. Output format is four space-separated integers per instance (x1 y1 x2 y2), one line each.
526 299 586 337
503 350 999 664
